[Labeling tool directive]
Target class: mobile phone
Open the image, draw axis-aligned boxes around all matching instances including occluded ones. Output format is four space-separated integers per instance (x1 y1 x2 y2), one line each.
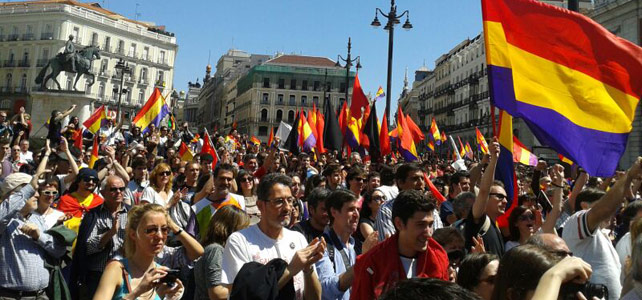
160 269 180 288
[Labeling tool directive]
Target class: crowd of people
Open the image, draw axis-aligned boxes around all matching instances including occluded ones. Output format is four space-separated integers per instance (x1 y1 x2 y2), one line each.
1 107 642 300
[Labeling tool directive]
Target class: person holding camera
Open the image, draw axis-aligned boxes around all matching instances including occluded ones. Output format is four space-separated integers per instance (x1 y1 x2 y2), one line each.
92 204 185 300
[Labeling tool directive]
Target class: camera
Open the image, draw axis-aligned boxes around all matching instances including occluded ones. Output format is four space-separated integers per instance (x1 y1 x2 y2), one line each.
560 282 608 300
160 269 180 288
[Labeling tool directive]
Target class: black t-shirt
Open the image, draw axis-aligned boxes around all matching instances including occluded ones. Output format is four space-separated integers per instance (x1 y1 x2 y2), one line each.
464 210 505 258
291 219 324 244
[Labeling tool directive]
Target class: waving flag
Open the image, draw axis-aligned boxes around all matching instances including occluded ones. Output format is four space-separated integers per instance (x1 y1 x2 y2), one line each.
267 127 275 148
178 142 194 161
476 127 489 154
363 103 381 161
133 88 170 133
405 115 425 142
350 74 369 120
496 110 519 227
483 0 642 176
427 140 435 152
430 118 441 144
441 131 447 143
315 106 326 153
559 154 574 165
298 109 316 152
250 136 261 146
322 98 342 152
512 137 538 166
380 111 391 157
201 129 219 168
374 86 385 103
465 142 474 160
88 134 99 169
458 136 466 158
82 105 107 134
307 104 319 142
397 107 418 161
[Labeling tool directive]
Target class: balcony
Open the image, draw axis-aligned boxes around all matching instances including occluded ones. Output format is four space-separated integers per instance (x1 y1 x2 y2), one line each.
128 51 137 59
116 47 125 55
126 74 136 83
15 86 28 94
157 58 168 65
22 33 34 40
0 86 13 94
98 70 111 78
40 32 54 40
7 34 19 41
3 60 15 67
140 54 150 61
103 45 113 53
138 77 149 85
18 60 30 68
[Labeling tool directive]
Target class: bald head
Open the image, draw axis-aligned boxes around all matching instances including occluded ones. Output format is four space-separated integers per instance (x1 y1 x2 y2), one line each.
526 233 570 253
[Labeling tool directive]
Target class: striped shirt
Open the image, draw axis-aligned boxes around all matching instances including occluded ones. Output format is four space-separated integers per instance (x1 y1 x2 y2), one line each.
85 205 129 272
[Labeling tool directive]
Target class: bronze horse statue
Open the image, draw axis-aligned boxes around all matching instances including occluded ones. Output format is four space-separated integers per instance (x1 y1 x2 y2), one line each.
35 45 101 91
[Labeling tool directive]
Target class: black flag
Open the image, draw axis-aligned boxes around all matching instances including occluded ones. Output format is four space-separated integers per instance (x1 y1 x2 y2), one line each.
283 110 300 155
322 97 343 152
363 103 380 162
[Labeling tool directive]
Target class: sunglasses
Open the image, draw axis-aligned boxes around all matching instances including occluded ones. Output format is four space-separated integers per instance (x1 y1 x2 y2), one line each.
241 177 253 183
42 190 58 196
82 177 98 184
518 214 536 222
144 226 169 236
489 193 507 200
110 187 126 193
159 171 171 177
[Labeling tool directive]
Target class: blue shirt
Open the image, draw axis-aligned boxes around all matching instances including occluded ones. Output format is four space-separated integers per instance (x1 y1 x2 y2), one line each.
315 228 356 300
0 184 66 291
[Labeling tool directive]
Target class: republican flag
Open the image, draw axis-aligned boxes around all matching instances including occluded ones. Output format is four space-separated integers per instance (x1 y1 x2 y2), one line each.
476 127 489 154
396 107 418 161
496 110 519 228
72 128 83 150
298 109 317 152
405 114 425 142
380 111 391 157
427 140 435 152
441 131 447 143
483 0 642 176
374 86 386 103
178 142 194 161
82 105 107 134
307 104 319 142
250 136 261 146
88 134 99 169
430 118 441 145
465 142 474 160
201 129 219 168
512 137 538 166
458 136 466 158
559 154 574 165
133 88 170 133
267 127 275 148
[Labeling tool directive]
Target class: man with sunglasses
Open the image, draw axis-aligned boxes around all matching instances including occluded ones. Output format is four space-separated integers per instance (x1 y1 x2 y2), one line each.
70 176 128 299
464 140 506 257
57 168 104 237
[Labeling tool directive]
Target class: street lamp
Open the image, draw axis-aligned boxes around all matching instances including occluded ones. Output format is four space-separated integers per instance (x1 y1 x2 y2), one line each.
114 58 131 121
371 0 412 127
335 37 361 109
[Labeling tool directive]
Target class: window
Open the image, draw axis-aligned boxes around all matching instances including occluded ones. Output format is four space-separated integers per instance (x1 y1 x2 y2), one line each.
140 68 147 82
138 90 144 105
259 126 268 136
91 32 98 46
5 73 12 89
159 51 166 64
277 94 284 105
287 110 295 123
104 37 111 51
326 82 332 91
100 59 108 73
302 80 308 91
143 47 149 60
66 77 72 90
290 79 296 90
157 71 164 83
340 82 346 93
276 109 283 122
301 95 307 107
118 40 124 54
263 77 270 88
20 74 26 90
99 83 105 98
261 109 268 122
289 95 295 106
313 81 320 91
262 93 269 104
129 44 136 57
313 96 319 105
73 27 80 43
278 79 285 89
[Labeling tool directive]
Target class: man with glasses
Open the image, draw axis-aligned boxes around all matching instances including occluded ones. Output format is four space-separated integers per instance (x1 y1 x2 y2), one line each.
464 140 507 257
70 176 128 299
222 173 326 300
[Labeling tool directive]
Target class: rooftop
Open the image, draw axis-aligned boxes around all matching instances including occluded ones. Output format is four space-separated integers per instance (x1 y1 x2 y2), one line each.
265 54 338 68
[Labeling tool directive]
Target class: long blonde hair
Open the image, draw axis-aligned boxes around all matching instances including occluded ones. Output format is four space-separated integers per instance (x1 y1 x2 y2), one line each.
124 204 169 258
149 163 173 194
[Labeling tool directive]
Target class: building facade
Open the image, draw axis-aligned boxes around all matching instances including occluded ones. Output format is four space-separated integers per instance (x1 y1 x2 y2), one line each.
232 54 354 141
182 76 202 127
0 0 177 121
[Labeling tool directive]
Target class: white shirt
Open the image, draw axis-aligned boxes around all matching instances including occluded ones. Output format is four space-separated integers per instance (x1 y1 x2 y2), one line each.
616 232 632 272
562 210 621 300
19 150 33 162
375 185 399 202
140 186 174 207
221 224 310 300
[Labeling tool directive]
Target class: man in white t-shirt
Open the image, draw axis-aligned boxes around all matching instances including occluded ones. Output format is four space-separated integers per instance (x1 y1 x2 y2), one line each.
562 157 642 300
221 173 326 300
18 139 32 163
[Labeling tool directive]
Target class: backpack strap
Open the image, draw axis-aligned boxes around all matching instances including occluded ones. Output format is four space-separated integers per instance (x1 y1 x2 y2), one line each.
322 232 336 272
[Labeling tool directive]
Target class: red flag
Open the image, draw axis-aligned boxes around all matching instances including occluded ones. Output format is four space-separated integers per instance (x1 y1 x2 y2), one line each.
315 106 326 153
338 101 348 137
405 114 425 142
380 112 391 157
72 129 83 150
424 173 446 203
201 129 219 168
88 134 99 169
267 127 275 147
307 106 319 141
350 74 369 120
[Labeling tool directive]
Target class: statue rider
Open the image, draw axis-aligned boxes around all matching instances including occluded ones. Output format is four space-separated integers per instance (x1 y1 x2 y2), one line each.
64 35 77 72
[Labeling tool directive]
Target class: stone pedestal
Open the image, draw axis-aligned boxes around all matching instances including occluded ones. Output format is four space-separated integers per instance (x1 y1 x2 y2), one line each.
29 91 96 139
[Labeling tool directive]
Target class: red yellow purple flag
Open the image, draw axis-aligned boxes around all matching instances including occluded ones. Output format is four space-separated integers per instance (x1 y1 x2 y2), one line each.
88 134 99 169
430 118 441 144
483 0 642 176
82 105 107 134
476 127 489 155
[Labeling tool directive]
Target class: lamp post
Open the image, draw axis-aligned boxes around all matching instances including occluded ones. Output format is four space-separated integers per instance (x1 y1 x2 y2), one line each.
335 37 361 109
114 58 131 121
371 0 412 126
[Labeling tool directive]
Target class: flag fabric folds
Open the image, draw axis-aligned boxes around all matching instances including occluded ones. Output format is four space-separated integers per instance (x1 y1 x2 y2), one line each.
427 140 435 152
298 109 317 152
476 127 489 155
267 127 275 148
496 110 519 227
363 103 381 162
424 173 446 204
350 74 369 120
458 136 466 158
430 118 441 145
284 111 301 154
315 106 326 153
405 115 425 143
179 142 194 161
275 121 292 150
465 142 474 160
374 86 385 103
482 0 642 176
88 134 99 169
323 98 343 152
201 129 219 168
133 88 170 133
512 136 538 166
82 105 107 134
559 154 574 165
441 131 447 144
250 136 261 146
396 107 418 161
380 112 391 158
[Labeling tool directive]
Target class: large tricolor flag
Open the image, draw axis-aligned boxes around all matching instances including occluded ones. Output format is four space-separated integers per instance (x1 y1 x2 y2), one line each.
133 87 170 133
482 0 642 176
298 109 316 152
496 110 519 227
82 105 107 134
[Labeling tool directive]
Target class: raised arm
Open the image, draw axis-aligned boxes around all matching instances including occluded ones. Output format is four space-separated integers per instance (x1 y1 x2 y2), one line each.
472 139 500 222
586 157 642 233
541 164 564 235
30 140 52 189
55 105 76 122
568 171 588 214
168 217 203 260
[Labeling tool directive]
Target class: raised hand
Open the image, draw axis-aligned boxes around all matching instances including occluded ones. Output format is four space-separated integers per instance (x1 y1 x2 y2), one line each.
288 237 327 275
20 222 40 240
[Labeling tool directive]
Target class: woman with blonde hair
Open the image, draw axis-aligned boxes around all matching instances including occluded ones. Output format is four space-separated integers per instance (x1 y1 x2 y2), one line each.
194 205 250 300
93 204 184 300
141 163 185 208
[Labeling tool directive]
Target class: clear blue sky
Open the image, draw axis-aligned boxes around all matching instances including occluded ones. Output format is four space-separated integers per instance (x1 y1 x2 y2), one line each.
104 0 483 116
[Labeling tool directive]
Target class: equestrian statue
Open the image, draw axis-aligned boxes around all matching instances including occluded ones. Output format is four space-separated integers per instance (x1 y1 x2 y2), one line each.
35 35 101 91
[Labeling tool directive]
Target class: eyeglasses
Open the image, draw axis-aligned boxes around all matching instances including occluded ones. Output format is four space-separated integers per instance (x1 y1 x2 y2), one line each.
159 171 171 177
518 214 535 222
82 177 98 184
144 226 169 236
241 177 253 183
268 197 295 208
42 190 58 196
489 193 507 200
110 187 126 193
